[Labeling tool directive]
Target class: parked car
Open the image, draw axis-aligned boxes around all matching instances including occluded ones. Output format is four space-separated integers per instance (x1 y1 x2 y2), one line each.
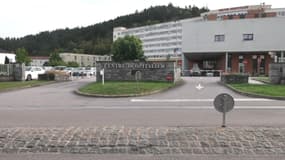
63 67 74 76
72 67 86 76
190 63 201 76
25 66 46 80
53 66 66 71
85 67 96 76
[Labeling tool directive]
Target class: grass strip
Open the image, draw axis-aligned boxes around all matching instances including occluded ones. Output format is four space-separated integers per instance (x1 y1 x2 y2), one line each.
229 83 285 97
79 81 174 95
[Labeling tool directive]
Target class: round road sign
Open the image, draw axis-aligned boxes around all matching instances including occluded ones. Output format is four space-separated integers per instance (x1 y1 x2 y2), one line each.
214 93 234 113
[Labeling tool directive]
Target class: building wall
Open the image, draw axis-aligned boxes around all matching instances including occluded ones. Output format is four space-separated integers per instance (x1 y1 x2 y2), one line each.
30 57 49 66
59 53 111 67
182 17 285 53
0 53 16 64
113 21 183 59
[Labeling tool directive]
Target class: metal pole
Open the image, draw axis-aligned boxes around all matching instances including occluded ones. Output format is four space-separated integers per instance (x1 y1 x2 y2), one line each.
281 51 284 63
225 52 228 73
102 69 104 85
222 111 226 128
222 98 226 127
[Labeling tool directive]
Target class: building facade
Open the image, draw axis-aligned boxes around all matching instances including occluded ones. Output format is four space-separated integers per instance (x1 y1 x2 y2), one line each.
183 4 285 76
0 49 16 64
30 56 49 66
59 53 112 67
113 20 184 61
114 4 285 76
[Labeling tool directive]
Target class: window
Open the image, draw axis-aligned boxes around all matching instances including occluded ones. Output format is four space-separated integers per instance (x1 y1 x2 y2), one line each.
214 34 225 42
243 34 254 41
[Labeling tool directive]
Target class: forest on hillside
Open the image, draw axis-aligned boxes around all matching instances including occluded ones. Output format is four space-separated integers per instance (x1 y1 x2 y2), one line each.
0 3 208 56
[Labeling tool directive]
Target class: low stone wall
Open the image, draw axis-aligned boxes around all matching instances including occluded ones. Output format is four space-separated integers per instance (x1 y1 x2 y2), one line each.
0 63 25 81
221 74 249 84
269 63 285 84
96 62 180 82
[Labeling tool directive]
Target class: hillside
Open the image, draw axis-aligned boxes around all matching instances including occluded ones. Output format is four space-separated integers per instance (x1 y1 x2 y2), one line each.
0 4 208 56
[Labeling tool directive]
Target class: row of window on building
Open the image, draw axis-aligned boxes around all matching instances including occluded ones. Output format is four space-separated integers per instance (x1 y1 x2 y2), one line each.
144 48 182 55
73 56 111 61
141 35 182 43
143 42 182 48
214 33 254 42
118 23 182 36
120 29 182 39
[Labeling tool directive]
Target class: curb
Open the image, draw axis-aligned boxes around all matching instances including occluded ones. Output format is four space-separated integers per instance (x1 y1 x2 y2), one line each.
74 79 185 98
219 82 285 100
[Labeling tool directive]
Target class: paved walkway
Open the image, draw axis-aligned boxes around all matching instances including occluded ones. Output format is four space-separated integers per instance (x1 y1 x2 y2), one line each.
1 127 285 155
249 77 265 85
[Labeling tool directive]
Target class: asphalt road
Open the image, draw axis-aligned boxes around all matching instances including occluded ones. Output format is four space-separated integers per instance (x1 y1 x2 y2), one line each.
0 77 284 128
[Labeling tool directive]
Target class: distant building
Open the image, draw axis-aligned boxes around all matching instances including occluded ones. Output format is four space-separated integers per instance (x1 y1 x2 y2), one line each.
113 20 184 61
30 56 49 66
0 49 16 64
59 53 112 67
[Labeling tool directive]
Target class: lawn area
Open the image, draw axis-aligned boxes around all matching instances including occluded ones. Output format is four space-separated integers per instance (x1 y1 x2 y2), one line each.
229 83 285 97
79 81 175 96
0 80 51 91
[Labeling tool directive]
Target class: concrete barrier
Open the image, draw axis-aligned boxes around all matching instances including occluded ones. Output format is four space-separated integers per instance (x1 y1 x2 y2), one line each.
269 63 285 84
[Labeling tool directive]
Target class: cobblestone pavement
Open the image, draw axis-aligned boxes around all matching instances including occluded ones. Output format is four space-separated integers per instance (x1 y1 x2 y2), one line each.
0 127 285 155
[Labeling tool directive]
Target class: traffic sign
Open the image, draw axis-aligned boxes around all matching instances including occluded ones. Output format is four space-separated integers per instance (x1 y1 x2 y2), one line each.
214 93 234 113
213 93 235 127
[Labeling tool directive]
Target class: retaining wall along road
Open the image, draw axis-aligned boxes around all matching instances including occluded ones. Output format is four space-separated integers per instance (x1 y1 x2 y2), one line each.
269 63 285 84
96 62 180 82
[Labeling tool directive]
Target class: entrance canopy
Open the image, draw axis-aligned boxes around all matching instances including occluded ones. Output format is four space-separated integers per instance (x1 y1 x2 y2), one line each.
183 52 225 61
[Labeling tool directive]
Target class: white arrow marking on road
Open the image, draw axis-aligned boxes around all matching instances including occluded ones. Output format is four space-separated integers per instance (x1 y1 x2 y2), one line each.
130 98 274 102
195 83 204 90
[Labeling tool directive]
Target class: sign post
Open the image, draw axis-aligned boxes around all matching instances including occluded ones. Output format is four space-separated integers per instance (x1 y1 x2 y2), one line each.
100 69 104 85
214 93 234 128
135 71 142 93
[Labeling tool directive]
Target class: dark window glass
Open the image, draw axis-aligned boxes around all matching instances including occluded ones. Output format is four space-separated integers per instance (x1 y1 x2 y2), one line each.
214 34 225 42
243 34 254 41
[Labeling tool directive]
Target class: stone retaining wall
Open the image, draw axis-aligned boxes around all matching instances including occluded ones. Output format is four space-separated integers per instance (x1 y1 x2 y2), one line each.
96 62 180 82
0 63 25 81
269 63 285 84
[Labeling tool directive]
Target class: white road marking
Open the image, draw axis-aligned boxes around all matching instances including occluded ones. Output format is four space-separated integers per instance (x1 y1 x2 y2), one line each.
0 106 285 110
130 98 274 102
196 83 204 90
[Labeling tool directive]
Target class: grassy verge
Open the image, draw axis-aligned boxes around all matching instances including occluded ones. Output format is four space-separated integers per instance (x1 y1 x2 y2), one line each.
0 80 51 91
229 83 285 97
79 81 175 96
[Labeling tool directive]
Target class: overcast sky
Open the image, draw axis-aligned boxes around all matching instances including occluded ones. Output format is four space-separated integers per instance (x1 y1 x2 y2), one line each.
0 0 284 38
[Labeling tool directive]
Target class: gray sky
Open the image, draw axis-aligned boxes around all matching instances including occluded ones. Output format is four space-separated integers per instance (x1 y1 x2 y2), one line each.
0 0 284 38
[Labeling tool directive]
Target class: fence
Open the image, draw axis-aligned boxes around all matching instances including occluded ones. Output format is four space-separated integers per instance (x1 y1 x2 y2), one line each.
0 64 25 81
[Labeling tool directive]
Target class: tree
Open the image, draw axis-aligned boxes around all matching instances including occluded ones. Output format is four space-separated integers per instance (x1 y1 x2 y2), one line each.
48 50 66 66
111 36 144 62
15 48 31 65
67 61 79 67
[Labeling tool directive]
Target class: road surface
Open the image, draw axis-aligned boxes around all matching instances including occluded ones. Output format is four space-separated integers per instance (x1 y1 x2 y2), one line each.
0 77 284 127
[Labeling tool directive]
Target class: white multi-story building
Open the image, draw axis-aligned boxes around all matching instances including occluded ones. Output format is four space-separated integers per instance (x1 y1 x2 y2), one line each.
0 52 16 64
59 53 111 67
30 56 49 66
113 21 184 60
